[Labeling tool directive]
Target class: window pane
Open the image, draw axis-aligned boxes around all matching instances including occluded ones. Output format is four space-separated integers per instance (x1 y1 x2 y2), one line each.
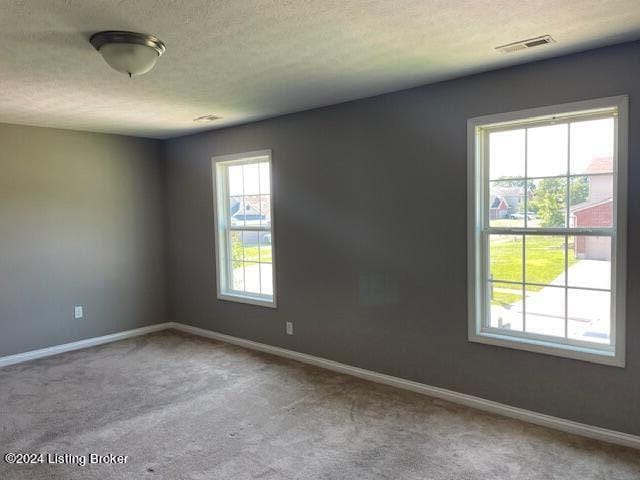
567 236 611 289
230 196 244 227
489 180 525 227
525 235 566 285
260 263 273 296
242 231 260 262
242 195 263 227
569 175 613 228
489 234 522 282
259 162 271 194
525 285 565 338
244 262 261 294
260 195 272 228
243 163 260 195
228 165 244 196
217 155 275 305
231 263 244 291
489 129 525 180
259 231 272 263
473 107 620 359
568 289 611 344
527 124 568 178
231 231 243 262
489 282 523 332
528 178 566 228
569 118 614 175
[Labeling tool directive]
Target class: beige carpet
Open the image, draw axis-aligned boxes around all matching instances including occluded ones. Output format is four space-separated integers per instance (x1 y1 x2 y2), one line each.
1 330 638 480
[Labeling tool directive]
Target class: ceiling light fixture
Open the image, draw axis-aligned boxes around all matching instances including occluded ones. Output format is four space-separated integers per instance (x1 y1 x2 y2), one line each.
90 31 166 77
193 115 222 122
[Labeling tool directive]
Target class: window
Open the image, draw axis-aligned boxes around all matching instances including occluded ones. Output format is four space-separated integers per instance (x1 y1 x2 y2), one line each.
468 97 627 366
213 150 276 307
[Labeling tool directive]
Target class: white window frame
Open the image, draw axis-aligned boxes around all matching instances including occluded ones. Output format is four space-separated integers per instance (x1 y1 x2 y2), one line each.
467 96 627 367
212 150 277 308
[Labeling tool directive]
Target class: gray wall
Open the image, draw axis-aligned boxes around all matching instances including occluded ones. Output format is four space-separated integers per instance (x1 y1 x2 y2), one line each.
0 124 167 356
164 41 640 436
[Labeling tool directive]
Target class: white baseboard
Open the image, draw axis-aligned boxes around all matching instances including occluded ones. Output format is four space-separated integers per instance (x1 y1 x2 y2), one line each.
0 323 172 368
1 320 638 450
168 322 640 450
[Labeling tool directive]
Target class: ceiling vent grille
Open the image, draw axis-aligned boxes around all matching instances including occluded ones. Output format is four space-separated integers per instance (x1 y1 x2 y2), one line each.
193 114 222 122
495 35 555 54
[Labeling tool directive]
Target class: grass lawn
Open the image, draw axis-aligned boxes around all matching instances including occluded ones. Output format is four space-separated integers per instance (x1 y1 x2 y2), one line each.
490 235 577 306
233 244 272 266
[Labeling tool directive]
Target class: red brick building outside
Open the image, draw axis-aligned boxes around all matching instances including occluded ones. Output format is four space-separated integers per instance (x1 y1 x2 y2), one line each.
571 199 613 260
569 157 613 261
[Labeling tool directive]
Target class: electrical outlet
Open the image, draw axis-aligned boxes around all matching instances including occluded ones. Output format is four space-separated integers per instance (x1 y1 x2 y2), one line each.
286 322 293 335
74 305 84 319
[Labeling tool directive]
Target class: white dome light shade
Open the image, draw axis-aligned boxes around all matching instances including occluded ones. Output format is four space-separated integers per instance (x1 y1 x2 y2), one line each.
99 43 159 76
90 31 165 77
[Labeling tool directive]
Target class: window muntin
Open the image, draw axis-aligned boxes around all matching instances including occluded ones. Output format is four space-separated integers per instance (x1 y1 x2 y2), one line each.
213 151 275 307
469 98 627 366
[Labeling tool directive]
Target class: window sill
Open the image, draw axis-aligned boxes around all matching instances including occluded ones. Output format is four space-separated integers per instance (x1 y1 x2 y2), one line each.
469 330 624 368
218 292 276 309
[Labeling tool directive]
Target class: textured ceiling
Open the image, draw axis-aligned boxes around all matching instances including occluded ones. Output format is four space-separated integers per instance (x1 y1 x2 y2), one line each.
1 0 639 139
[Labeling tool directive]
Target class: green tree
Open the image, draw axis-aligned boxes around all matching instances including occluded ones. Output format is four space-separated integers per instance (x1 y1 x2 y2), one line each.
529 178 565 227
570 176 589 205
493 178 536 196
231 234 243 269
529 177 590 227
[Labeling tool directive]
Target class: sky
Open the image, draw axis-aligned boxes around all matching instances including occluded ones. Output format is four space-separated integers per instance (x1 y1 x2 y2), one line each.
489 118 614 180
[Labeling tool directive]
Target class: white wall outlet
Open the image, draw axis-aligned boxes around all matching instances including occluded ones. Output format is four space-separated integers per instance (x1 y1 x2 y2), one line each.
74 305 84 319
286 322 293 335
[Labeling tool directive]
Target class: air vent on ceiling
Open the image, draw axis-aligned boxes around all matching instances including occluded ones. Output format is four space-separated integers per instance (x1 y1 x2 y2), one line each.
193 114 222 122
495 35 555 54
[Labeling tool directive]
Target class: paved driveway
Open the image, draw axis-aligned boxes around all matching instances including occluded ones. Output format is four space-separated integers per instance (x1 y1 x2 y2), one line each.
490 260 611 344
